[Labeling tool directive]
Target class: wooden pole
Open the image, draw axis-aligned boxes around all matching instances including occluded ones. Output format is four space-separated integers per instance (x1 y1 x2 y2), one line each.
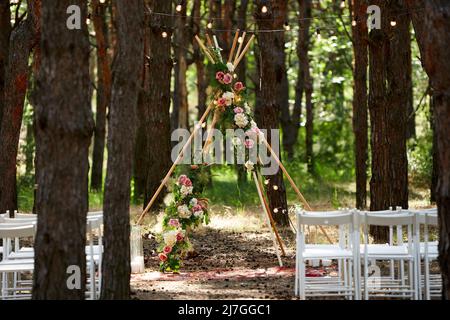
195 35 215 64
255 171 286 256
228 30 240 63
233 31 246 66
260 135 333 244
202 109 221 156
253 171 283 267
233 34 255 69
136 100 215 225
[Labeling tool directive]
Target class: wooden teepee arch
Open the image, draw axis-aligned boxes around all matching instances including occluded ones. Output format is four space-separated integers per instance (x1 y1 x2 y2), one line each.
136 31 331 266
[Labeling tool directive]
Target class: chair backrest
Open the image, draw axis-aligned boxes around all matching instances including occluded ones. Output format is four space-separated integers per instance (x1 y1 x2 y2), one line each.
363 212 414 227
14 213 37 219
413 209 438 226
0 224 35 238
297 210 354 226
1 217 37 224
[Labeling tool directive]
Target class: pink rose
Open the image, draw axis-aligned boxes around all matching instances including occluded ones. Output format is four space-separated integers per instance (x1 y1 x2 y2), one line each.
234 82 245 92
192 204 203 212
217 97 226 107
168 218 180 228
223 73 233 85
159 253 168 262
163 246 172 254
244 139 255 149
178 174 188 185
183 178 192 187
216 71 225 82
176 232 184 241
233 107 244 114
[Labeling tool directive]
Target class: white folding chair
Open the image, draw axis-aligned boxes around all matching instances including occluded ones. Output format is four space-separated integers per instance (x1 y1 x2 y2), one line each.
412 209 440 299
361 211 418 299
295 210 360 300
0 225 35 300
86 215 103 300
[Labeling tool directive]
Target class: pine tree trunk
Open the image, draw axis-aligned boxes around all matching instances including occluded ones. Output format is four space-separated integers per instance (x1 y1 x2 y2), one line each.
33 0 94 299
351 0 368 210
406 0 450 299
0 0 11 129
101 0 144 299
144 0 173 209
90 0 111 191
0 0 39 214
255 0 289 227
172 3 189 130
369 0 409 243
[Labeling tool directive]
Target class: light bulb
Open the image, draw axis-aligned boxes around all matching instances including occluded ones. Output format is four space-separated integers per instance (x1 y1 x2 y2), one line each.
284 23 290 31
176 4 182 12
162 31 168 38
86 18 91 25
316 28 321 40
390 20 397 27
273 208 279 213
352 20 357 27
238 36 243 43
264 179 270 185
340 0 345 9
100 0 106 3
261 5 268 13
273 185 278 190
201 122 206 128
207 21 213 29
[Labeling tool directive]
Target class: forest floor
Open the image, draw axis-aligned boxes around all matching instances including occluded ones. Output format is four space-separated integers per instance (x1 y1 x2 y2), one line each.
131 207 303 300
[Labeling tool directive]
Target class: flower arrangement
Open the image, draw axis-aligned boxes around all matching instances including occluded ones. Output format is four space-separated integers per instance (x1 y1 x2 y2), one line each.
158 172 209 272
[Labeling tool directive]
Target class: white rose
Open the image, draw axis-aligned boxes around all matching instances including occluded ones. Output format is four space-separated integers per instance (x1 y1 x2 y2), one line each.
163 230 178 247
226 62 235 73
222 92 234 106
244 102 251 113
234 113 249 128
245 160 254 172
177 204 191 218
250 120 257 129
194 210 204 218
189 198 198 206
180 185 193 196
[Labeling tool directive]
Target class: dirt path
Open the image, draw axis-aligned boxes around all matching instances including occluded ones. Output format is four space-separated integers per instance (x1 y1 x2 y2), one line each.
131 212 302 300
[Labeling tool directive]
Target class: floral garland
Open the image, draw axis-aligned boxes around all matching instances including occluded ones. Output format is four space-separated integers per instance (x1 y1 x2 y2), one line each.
158 171 209 272
208 49 264 173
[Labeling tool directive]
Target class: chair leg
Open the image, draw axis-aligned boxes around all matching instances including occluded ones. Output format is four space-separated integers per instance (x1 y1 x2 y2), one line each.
300 258 306 300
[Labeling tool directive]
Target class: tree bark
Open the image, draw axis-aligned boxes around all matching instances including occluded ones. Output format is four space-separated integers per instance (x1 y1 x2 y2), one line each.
172 1 189 130
0 0 39 214
369 0 409 243
143 0 173 209
0 0 11 129
90 0 112 191
255 0 289 227
351 0 368 210
406 0 450 299
430 91 438 204
33 0 94 299
101 0 144 299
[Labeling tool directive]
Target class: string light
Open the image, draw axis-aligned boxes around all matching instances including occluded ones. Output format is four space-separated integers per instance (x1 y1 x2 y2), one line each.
273 208 279 213
316 28 321 40
340 0 345 9
390 19 397 27
162 31 168 38
99 0 106 3
284 22 290 31
352 20 357 27
261 5 268 14
86 18 91 25
273 185 278 191
238 36 244 43
207 21 213 29
201 122 207 128
264 179 270 185
176 4 182 12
